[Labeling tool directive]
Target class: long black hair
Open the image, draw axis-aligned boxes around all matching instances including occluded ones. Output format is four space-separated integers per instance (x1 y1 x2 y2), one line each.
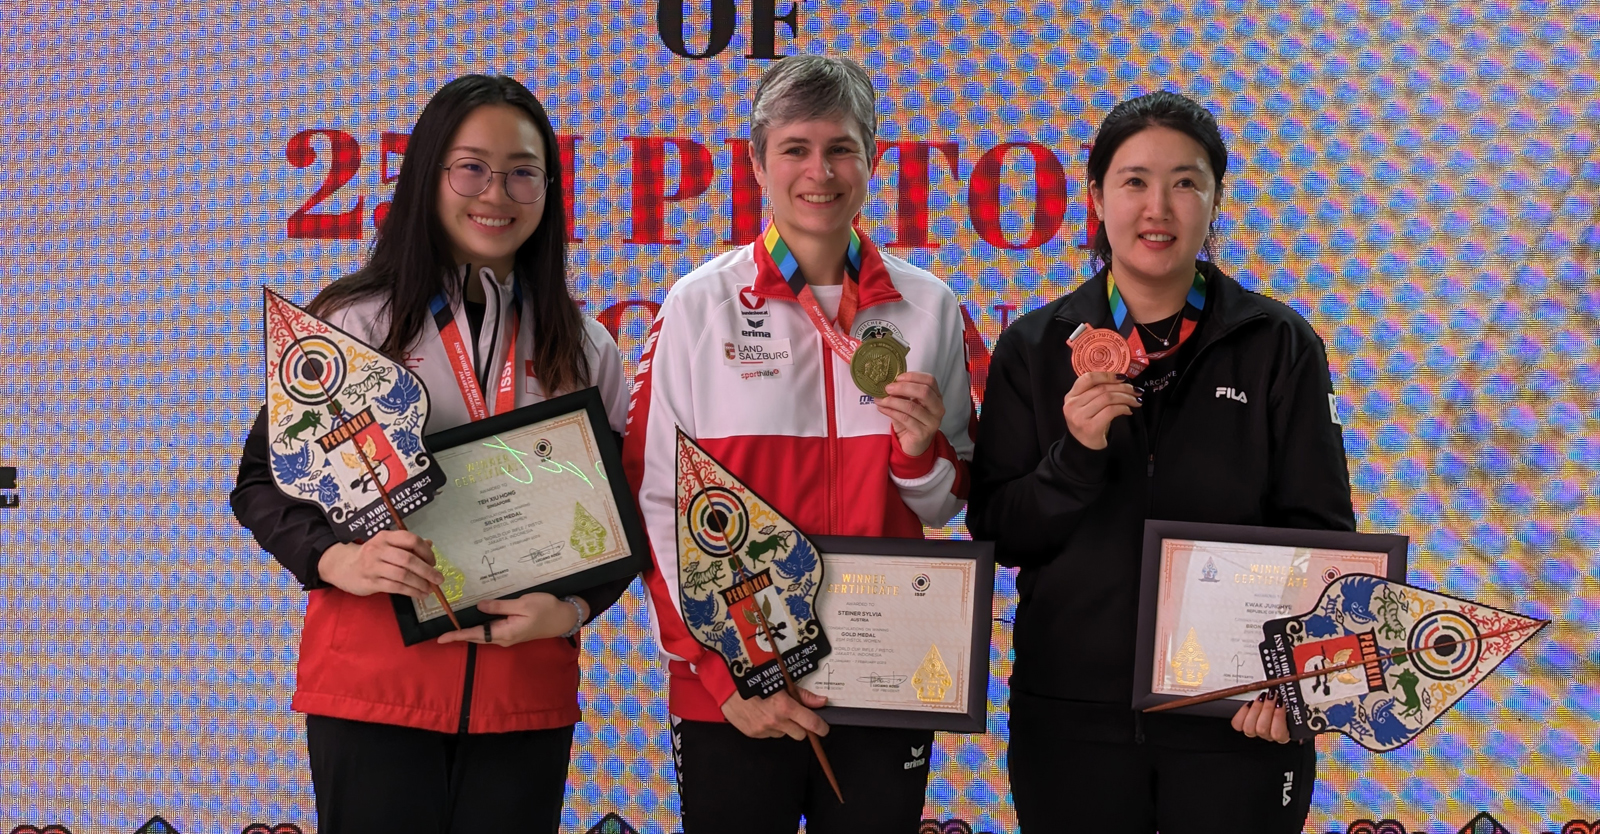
1086 90 1228 269
311 74 589 395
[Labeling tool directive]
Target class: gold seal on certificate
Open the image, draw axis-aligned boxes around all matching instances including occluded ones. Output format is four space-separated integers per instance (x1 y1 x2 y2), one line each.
801 536 995 733
1133 521 1408 717
389 388 648 645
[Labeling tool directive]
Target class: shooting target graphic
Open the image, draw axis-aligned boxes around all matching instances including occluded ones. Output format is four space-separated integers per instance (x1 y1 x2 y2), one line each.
687 486 749 557
1408 610 1483 682
1068 326 1132 376
278 335 346 405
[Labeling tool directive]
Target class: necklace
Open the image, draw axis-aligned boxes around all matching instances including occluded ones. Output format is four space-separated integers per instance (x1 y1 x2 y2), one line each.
1135 314 1183 347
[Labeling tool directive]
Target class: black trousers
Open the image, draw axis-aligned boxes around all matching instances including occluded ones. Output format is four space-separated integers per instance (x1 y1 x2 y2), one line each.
673 717 934 834
1008 698 1316 834
305 714 574 834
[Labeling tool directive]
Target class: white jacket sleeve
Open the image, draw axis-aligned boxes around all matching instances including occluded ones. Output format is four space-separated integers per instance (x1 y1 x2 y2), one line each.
887 292 975 528
621 289 742 703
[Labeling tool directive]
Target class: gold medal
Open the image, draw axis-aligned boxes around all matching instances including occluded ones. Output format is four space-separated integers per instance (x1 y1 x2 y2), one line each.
849 336 909 399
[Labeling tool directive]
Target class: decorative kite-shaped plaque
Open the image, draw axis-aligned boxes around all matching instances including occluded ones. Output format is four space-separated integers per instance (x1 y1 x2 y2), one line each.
263 288 445 541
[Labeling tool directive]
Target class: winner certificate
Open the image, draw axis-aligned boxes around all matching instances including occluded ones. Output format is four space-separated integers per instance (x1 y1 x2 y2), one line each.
1133 521 1408 717
391 387 648 645
802 536 995 733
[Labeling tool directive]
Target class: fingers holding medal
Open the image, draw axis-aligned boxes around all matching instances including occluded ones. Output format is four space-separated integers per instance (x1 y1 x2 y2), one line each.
856 337 946 458
1063 325 1141 451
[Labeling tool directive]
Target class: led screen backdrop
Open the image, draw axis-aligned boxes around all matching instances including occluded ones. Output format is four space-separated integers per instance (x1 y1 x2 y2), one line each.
2 1 1598 832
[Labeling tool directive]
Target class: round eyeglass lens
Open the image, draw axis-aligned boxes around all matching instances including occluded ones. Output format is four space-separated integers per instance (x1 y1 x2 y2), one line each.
504 167 546 203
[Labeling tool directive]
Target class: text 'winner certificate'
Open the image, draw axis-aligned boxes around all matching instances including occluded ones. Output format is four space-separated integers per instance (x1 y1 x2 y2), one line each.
1134 521 1408 717
392 388 648 645
802 536 995 733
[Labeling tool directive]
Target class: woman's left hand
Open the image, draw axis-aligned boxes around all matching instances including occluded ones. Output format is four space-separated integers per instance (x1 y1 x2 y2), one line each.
877 371 946 458
437 592 586 647
1231 689 1292 743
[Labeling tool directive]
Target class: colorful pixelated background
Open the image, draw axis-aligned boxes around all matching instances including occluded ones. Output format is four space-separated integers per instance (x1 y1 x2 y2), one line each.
2 1 1598 832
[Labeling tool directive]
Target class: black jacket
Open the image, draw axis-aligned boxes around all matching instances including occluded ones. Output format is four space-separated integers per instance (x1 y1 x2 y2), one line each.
969 262 1355 745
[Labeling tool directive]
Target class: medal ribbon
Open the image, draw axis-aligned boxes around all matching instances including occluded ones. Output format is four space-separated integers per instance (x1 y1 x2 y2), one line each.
430 266 521 422
765 222 864 363
1108 270 1207 365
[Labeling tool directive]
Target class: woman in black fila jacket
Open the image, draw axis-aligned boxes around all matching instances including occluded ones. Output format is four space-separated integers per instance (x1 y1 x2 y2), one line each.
969 91 1355 833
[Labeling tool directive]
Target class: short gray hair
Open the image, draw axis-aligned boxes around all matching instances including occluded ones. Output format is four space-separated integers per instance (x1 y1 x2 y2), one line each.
750 55 877 165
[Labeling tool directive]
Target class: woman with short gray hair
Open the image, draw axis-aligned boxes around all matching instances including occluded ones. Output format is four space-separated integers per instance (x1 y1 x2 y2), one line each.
625 54 977 833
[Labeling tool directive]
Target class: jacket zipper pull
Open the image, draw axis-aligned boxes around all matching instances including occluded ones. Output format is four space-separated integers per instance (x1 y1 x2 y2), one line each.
1148 454 1155 478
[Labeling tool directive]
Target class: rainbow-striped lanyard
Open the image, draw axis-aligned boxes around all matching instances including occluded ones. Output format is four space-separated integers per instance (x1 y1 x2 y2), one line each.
1108 270 1207 364
764 223 863 293
764 223 865 361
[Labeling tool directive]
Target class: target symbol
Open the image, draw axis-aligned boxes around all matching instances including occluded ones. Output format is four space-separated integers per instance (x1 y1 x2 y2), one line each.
1407 610 1482 681
688 487 749 557
534 439 554 458
279 336 347 405
1068 327 1132 375
1322 567 1342 584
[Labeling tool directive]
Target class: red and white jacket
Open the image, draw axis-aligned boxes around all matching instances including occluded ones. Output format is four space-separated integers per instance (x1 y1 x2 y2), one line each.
291 266 629 733
622 232 975 722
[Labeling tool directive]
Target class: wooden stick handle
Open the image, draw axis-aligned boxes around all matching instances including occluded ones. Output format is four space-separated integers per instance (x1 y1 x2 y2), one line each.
1144 620 1548 713
752 605 844 804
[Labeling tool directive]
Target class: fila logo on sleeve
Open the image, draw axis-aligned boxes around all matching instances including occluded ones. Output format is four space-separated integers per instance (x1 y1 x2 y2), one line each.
1281 770 1294 806
1215 386 1248 403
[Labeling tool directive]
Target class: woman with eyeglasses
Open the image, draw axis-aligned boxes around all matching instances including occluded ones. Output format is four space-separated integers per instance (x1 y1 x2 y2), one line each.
230 74 632 833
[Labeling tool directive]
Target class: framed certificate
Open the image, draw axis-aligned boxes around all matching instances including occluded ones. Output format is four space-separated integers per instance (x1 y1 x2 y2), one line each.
391 387 648 645
1133 521 1408 717
801 535 995 733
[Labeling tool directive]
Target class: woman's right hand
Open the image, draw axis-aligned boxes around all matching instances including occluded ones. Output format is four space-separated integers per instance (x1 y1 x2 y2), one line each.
316 531 445 599
1061 371 1141 450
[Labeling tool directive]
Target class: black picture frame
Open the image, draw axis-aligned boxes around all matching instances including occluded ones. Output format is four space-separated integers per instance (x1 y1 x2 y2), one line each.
809 535 995 734
1132 521 1408 717
391 386 648 646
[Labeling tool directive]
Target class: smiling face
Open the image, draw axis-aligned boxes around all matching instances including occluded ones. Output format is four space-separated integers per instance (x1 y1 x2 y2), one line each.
1090 125 1221 289
436 103 547 277
751 116 873 250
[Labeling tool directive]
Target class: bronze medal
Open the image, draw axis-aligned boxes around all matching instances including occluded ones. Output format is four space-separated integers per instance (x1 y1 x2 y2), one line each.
1067 324 1132 376
850 336 909 399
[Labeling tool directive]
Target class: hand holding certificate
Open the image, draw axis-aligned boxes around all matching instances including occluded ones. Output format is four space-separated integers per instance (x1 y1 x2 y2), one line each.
392 387 648 645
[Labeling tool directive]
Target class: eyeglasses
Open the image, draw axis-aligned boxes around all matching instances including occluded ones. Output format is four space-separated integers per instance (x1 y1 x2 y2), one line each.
440 157 549 204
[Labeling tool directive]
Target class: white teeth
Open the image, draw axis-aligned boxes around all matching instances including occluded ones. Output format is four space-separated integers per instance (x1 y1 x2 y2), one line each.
1141 233 1174 241
471 215 512 227
800 194 838 203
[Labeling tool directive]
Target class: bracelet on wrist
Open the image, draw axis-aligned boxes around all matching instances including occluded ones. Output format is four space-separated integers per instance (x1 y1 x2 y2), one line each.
559 595 585 639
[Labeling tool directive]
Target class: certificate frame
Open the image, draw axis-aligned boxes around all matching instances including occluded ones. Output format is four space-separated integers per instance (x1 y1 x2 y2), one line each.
808 535 995 734
390 386 648 645
1133 520 1408 717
